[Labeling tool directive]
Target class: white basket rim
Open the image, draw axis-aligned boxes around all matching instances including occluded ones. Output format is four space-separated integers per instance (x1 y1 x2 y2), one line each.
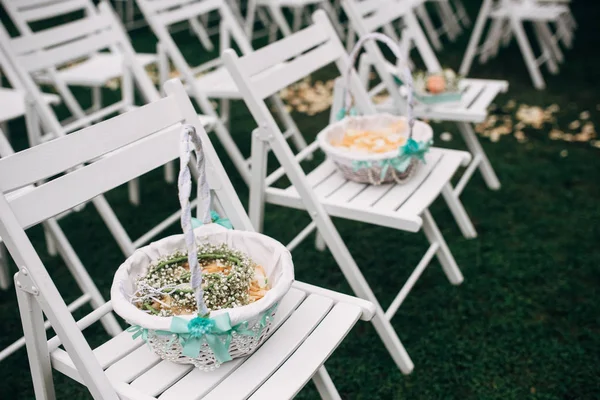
317 114 433 162
111 224 294 331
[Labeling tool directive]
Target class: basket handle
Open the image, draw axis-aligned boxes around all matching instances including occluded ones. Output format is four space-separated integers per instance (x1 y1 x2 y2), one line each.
343 32 415 138
178 124 211 316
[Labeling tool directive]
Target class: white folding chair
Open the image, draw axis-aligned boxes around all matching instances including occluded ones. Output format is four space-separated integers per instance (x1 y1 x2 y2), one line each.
459 0 573 89
0 0 218 257
415 0 470 48
0 77 376 400
0 127 123 360
343 0 507 230
135 0 308 185
244 0 345 42
0 2 210 205
0 51 61 133
223 10 476 374
1 0 157 110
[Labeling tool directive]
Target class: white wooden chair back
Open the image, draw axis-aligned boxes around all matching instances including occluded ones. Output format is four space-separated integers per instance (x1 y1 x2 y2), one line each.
0 78 252 399
342 0 442 72
0 2 160 141
136 0 252 84
223 10 375 126
340 0 445 115
0 46 26 92
1 0 97 35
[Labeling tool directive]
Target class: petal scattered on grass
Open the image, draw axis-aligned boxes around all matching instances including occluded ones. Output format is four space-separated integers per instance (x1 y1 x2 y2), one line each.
440 132 453 142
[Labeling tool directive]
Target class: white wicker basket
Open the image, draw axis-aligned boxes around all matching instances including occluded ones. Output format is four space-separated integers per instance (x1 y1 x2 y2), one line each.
111 125 294 371
318 33 433 185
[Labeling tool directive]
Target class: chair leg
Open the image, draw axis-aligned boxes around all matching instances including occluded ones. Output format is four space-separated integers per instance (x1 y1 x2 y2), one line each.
220 98 231 132
315 231 327 251
195 96 252 184
91 195 136 257
441 183 477 239
245 0 258 39
313 367 342 400
537 21 564 64
415 4 443 51
479 18 504 64
268 4 293 36
421 209 464 285
555 17 573 48
435 2 460 41
510 18 546 89
43 226 58 257
456 122 501 190
320 1 345 38
0 243 10 290
292 6 303 32
533 23 559 75
453 0 471 27
189 18 215 51
459 0 493 75
44 219 122 337
92 86 102 113
15 276 56 400
269 95 308 154
128 179 140 206
312 216 414 373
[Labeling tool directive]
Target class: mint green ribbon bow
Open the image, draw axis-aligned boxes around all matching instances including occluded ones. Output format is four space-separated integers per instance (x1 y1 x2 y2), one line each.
401 138 431 162
170 314 234 363
127 325 148 341
352 160 372 171
191 210 233 230
336 106 358 121
232 303 279 338
378 156 413 179
378 138 431 179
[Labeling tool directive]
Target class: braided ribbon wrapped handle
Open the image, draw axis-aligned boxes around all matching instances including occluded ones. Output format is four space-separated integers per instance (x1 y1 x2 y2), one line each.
344 32 415 139
178 124 212 316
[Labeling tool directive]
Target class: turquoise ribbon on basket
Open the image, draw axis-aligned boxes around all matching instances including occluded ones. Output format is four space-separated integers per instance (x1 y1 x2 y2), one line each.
170 314 234 362
352 160 373 172
128 303 279 364
402 137 431 163
351 138 432 179
335 106 358 121
191 210 232 230
127 325 148 341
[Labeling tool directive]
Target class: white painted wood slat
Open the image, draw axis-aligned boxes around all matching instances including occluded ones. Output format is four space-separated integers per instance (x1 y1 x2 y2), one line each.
324 178 367 204
201 294 334 400
369 150 443 212
0 96 179 191
249 303 362 400
94 331 145 369
283 160 337 197
157 288 307 400
155 0 221 25
253 40 339 100
18 0 88 22
104 345 162 383
399 150 469 216
17 30 119 72
240 22 330 77
313 169 347 198
11 14 112 54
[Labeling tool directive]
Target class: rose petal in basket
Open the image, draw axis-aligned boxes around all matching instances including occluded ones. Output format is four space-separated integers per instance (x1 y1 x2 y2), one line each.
317 114 433 185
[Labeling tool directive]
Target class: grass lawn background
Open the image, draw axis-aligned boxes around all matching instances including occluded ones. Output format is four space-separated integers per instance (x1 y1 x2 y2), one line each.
0 1 599 399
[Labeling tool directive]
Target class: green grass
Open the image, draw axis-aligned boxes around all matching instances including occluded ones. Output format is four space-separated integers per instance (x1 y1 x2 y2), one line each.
1 1 600 399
